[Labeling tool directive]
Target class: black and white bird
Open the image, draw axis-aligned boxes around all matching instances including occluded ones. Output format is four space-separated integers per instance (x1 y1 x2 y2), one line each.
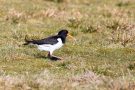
23 29 75 60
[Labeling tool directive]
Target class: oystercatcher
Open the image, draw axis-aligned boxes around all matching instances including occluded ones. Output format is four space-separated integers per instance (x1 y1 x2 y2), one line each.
23 29 75 60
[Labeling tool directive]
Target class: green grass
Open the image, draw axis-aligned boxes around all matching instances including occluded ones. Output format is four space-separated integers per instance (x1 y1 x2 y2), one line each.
1 0 135 89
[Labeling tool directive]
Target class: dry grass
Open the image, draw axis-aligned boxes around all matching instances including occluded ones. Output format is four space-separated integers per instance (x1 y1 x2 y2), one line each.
1 0 135 90
0 70 135 90
107 21 135 47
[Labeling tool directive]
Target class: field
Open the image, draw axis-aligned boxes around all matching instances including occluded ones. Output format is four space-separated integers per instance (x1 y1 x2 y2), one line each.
0 0 135 90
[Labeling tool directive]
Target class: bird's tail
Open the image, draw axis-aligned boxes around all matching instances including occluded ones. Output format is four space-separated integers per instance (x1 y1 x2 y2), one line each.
23 35 34 45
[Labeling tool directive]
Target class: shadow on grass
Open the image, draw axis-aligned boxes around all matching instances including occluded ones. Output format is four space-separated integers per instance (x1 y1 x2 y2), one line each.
34 53 61 61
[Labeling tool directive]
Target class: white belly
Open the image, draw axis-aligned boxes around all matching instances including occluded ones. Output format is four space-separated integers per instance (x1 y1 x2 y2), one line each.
37 38 63 52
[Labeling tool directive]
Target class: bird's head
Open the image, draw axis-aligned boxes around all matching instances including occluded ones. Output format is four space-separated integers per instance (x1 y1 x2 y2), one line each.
58 29 75 40
58 29 68 37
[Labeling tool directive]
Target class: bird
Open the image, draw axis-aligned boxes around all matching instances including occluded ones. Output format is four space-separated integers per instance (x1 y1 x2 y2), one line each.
23 29 75 60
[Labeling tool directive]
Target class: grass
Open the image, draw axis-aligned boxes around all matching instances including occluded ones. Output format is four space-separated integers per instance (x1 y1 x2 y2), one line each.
1 0 135 89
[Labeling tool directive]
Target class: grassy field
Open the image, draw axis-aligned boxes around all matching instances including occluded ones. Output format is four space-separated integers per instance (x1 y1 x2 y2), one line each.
1 0 135 89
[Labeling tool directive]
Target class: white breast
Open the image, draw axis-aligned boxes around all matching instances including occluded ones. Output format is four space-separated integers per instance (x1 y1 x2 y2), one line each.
53 38 63 50
37 38 63 53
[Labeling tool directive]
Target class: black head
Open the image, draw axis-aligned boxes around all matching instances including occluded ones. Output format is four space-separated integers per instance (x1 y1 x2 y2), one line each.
58 29 68 37
57 29 69 43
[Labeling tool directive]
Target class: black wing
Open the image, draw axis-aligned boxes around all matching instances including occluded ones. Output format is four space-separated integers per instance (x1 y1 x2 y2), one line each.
25 36 60 45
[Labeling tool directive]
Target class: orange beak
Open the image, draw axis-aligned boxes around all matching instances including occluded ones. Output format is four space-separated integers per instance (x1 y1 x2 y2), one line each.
67 34 76 41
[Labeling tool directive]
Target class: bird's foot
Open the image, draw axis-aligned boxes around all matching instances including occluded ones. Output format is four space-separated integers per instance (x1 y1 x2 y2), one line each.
48 55 63 61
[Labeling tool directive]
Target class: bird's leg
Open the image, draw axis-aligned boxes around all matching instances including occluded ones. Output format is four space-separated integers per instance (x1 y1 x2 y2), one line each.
47 52 51 58
47 52 62 60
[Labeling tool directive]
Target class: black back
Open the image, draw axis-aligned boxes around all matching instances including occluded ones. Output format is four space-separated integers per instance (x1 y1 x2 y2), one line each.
24 29 69 45
30 36 59 45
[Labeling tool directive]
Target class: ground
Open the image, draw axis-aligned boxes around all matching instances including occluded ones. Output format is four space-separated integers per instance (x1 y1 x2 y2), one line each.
0 0 135 90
